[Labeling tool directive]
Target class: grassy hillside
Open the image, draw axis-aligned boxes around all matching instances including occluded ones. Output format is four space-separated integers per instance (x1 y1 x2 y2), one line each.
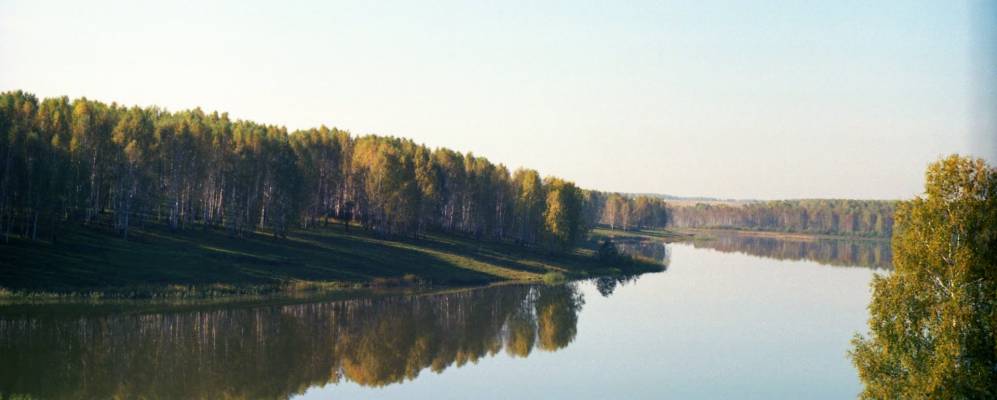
590 226 692 242
0 223 661 298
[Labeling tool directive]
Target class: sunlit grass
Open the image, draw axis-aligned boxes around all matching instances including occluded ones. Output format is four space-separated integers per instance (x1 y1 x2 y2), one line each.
0 221 662 299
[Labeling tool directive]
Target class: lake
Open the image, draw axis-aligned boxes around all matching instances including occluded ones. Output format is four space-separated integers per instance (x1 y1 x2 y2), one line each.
0 235 885 399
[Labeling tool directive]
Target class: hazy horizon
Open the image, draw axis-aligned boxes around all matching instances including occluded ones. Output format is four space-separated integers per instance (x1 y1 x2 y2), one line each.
2 0 992 200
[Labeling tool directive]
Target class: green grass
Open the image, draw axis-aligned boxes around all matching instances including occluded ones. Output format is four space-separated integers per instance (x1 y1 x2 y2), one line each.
0 222 662 299
541 271 568 285
590 226 692 242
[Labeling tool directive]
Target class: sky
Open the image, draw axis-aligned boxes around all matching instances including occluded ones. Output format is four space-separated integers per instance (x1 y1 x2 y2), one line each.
1 0 991 200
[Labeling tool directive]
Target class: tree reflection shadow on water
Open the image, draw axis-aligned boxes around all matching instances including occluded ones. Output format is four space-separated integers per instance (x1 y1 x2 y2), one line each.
614 233 890 270
688 234 891 269
0 283 586 399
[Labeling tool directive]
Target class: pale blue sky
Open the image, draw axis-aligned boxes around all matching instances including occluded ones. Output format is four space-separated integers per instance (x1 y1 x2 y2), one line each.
0 1 986 199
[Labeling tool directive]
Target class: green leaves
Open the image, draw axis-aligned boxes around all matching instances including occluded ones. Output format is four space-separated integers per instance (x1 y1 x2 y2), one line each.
0 90 614 251
543 177 582 250
851 155 997 399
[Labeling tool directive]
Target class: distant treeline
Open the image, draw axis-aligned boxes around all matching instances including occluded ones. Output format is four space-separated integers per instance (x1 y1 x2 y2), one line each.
0 91 670 249
598 193 670 231
668 199 896 237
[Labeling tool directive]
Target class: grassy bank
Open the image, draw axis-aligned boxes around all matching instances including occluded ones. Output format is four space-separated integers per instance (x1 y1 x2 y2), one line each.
0 222 662 299
590 226 693 242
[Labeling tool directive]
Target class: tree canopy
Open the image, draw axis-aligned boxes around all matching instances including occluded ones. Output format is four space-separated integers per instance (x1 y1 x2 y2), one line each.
0 91 649 251
599 193 670 231
850 155 997 398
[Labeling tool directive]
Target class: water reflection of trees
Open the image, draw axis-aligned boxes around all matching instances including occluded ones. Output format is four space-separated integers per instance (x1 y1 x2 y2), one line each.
0 284 584 399
593 275 642 297
614 240 671 266
594 240 666 297
689 234 891 269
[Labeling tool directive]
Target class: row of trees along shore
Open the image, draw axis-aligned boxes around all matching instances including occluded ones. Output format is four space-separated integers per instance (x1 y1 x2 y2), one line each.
599 193 670 231
0 91 672 249
668 199 897 237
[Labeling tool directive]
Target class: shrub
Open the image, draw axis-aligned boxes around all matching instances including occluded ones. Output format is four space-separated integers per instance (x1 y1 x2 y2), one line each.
542 272 567 285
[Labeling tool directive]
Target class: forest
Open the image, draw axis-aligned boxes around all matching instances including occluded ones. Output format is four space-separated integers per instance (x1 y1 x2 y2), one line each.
0 91 673 253
598 193 670 231
667 199 896 237
1 89 895 259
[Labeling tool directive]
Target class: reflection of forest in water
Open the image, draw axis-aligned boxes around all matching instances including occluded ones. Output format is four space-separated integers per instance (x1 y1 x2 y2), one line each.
614 240 671 266
0 284 585 400
687 234 892 269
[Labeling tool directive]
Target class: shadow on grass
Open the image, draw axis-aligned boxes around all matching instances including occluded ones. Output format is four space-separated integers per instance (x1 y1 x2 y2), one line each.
1 222 664 298
1 224 496 295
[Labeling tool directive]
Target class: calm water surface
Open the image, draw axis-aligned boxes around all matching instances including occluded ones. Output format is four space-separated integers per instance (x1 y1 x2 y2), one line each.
0 236 883 399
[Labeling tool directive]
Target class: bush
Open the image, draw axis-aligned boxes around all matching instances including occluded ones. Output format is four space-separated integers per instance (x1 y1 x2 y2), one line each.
597 239 620 262
596 239 635 267
542 272 567 285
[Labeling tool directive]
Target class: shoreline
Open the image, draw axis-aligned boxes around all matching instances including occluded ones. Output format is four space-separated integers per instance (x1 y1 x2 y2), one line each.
0 223 662 301
1 223 886 302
